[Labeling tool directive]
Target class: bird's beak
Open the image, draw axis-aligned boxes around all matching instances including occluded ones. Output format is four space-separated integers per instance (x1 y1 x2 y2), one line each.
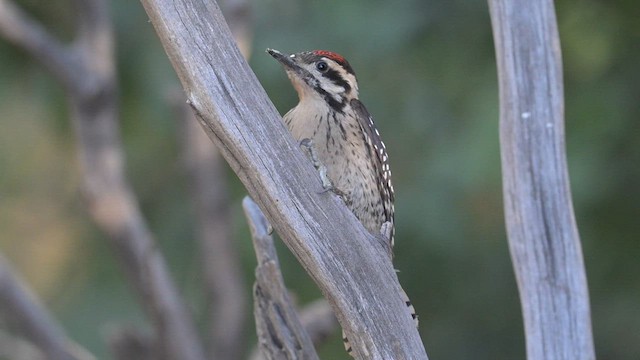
267 48 296 68
267 48 317 88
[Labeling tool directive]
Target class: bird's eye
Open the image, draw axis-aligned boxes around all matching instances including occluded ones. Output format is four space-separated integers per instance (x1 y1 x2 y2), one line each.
316 61 328 72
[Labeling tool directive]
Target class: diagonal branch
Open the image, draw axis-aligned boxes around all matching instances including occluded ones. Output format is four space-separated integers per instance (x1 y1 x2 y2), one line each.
0 254 95 360
0 0 79 92
140 0 427 358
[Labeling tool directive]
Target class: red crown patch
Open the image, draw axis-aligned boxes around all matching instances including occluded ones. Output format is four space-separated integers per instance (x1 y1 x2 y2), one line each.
313 50 347 65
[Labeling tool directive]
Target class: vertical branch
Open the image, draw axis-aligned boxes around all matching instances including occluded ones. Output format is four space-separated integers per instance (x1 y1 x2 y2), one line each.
248 299 339 360
488 1 595 359
242 197 319 360
175 96 247 360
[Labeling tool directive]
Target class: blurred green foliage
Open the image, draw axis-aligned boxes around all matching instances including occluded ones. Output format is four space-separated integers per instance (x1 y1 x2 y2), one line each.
1 0 638 359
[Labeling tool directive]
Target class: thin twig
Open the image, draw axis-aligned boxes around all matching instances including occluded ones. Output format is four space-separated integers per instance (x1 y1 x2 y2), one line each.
0 0 79 92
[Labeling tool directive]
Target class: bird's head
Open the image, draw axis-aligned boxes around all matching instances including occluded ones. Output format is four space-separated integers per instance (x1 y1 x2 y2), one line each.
268 49 359 112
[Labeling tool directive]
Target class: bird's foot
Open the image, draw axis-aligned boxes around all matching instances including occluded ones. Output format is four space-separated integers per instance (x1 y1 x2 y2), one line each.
299 138 344 196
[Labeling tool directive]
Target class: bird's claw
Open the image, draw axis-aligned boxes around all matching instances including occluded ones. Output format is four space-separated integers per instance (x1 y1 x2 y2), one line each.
299 138 344 196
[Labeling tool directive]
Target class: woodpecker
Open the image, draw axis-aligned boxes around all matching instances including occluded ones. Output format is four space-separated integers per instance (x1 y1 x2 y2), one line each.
268 48 395 247
268 49 418 355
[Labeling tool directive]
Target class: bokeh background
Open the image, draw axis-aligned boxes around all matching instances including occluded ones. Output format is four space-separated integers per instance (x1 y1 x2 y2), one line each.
1 0 638 359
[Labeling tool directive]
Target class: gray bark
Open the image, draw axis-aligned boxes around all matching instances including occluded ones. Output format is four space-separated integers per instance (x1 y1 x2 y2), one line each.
243 197 319 360
488 1 595 359
248 299 339 360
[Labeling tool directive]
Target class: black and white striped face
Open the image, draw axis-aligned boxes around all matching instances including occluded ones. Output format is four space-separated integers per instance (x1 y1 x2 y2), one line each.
268 49 359 112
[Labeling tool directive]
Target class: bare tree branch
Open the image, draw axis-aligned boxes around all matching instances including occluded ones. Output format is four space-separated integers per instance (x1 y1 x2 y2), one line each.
140 0 426 358
0 0 79 92
0 1 207 359
243 197 319 360
488 1 595 359
248 299 339 360
173 93 247 360
0 254 95 360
